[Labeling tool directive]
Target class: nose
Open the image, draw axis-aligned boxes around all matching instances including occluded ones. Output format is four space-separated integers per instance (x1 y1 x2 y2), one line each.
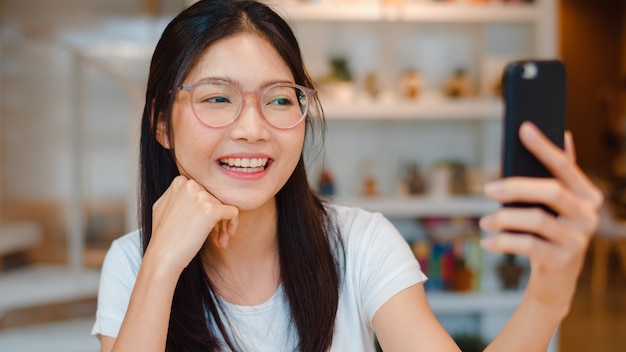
228 97 271 143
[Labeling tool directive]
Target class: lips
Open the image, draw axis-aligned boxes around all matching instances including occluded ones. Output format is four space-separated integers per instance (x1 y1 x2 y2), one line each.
218 157 270 173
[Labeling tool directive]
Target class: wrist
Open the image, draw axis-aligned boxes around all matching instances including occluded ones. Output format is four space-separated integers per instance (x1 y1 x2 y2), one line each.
522 290 572 323
142 247 187 282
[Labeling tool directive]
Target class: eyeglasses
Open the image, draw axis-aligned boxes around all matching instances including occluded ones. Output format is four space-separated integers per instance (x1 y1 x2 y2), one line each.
178 79 317 130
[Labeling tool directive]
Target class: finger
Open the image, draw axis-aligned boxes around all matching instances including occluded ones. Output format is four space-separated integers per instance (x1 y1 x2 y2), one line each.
519 122 602 207
228 216 239 236
185 177 210 195
480 233 570 269
154 175 188 208
564 130 576 163
479 207 582 246
209 227 221 248
152 176 186 220
484 178 589 224
481 232 551 256
219 221 232 248
218 231 230 249
211 210 239 249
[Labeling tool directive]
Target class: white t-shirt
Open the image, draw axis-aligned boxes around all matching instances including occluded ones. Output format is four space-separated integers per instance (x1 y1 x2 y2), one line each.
92 205 426 351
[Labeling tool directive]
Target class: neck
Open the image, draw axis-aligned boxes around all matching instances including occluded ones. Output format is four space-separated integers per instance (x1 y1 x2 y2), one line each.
202 198 281 305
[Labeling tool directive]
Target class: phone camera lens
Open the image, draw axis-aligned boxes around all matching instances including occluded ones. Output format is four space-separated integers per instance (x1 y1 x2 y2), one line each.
521 63 538 79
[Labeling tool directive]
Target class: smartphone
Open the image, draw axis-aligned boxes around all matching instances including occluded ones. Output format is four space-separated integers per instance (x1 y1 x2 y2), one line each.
501 59 567 215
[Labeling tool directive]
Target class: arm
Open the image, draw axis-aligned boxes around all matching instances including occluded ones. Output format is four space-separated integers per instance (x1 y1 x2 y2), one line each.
100 176 238 352
102 253 180 352
373 123 602 351
373 283 460 351
479 123 602 351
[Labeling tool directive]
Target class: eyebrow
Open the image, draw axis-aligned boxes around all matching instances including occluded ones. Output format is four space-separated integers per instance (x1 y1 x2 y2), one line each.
192 76 296 89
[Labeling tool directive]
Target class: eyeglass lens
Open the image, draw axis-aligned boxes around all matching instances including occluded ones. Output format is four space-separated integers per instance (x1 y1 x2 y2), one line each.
191 82 308 128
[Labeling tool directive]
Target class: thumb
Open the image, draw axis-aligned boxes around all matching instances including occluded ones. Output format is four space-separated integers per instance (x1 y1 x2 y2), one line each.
212 218 238 249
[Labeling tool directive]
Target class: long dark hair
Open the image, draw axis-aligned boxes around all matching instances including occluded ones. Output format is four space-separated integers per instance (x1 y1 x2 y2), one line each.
138 0 342 350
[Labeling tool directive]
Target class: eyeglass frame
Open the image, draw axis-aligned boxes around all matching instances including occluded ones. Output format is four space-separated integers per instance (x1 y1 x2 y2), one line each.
176 79 317 130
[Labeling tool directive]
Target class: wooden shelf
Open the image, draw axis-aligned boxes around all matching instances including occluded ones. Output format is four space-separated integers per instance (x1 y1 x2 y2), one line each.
336 196 499 217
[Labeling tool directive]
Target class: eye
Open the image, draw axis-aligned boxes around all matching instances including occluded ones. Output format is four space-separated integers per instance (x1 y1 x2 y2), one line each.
193 82 238 106
264 87 299 108
204 95 231 104
268 97 293 106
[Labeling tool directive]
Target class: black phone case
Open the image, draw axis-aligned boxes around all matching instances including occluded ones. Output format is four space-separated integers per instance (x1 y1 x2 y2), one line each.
501 59 567 214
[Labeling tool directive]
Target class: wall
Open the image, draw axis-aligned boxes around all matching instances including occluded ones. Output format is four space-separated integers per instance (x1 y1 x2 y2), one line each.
560 0 624 177
0 1 580 265
1 10 524 206
2 0 184 22
1 1 182 203
0 1 181 264
617 1 626 177
293 19 520 198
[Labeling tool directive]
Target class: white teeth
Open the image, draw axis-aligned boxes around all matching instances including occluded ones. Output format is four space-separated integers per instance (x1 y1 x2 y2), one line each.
249 158 259 168
220 157 268 170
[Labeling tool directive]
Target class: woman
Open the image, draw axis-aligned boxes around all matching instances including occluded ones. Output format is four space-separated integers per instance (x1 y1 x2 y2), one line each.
91 0 603 351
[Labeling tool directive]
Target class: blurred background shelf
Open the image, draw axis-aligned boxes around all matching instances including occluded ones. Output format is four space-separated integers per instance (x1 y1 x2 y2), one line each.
276 2 539 23
0 223 42 268
336 196 499 217
0 266 100 319
322 98 502 120
1 0 625 351
0 317 99 352
427 291 524 315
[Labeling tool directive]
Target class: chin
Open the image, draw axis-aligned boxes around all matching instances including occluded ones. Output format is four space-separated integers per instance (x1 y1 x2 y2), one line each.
218 193 276 212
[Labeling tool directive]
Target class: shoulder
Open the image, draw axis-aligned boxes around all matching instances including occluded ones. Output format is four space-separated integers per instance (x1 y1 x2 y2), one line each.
101 230 143 278
326 203 412 266
327 203 426 325
98 230 143 298
107 230 142 261
327 203 398 244
92 230 142 338
328 203 387 230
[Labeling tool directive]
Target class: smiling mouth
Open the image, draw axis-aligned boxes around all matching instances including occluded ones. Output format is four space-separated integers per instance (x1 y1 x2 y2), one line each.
219 157 270 173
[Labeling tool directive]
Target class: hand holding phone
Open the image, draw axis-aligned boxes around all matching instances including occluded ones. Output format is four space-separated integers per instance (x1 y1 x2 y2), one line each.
501 59 567 215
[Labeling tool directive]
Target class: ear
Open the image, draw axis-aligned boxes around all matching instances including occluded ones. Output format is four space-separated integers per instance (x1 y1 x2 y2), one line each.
152 99 171 150
155 117 171 150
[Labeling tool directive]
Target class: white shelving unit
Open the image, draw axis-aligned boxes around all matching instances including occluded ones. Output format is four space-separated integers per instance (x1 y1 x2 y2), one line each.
322 98 502 120
337 195 499 217
336 195 527 342
275 2 539 22
273 0 558 347
0 223 42 262
0 17 114 325
0 1 558 348
276 0 557 57
426 291 524 315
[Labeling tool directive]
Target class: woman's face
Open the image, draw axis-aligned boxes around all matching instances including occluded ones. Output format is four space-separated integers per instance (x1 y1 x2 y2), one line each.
161 33 306 211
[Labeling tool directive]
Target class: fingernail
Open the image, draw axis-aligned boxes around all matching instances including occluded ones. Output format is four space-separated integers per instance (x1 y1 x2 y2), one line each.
484 181 503 195
480 236 496 250
520 121 538 139
479 215 493 229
